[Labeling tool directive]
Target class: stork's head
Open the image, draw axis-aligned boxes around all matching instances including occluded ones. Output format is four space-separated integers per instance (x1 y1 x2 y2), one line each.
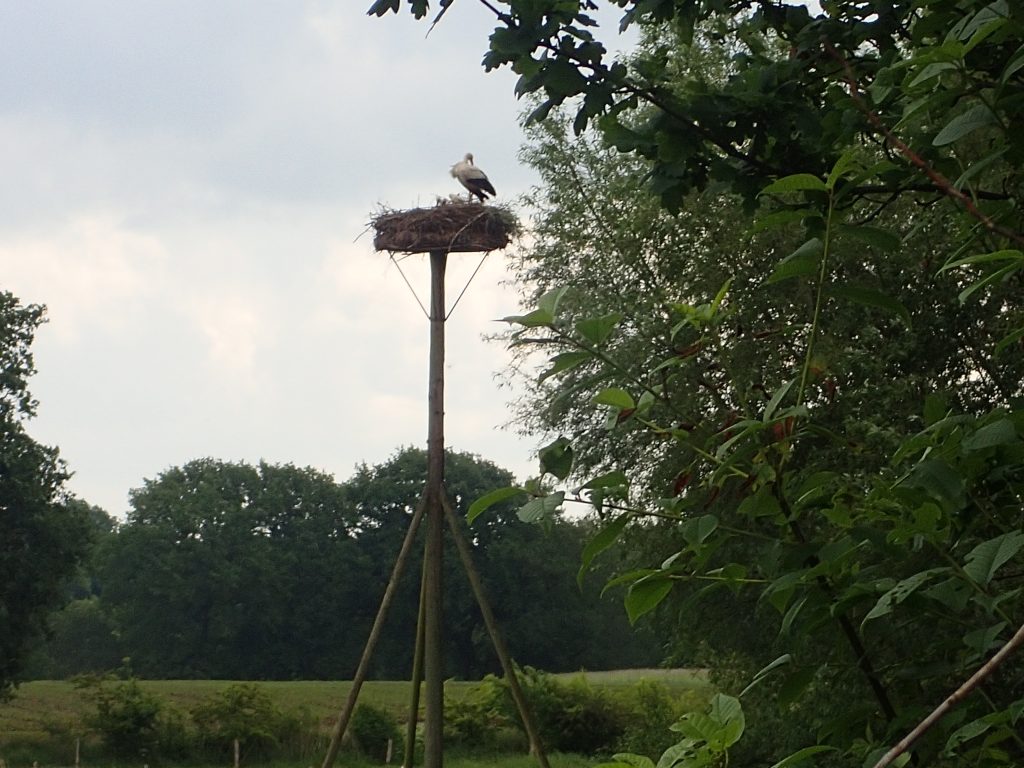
464 152 474 164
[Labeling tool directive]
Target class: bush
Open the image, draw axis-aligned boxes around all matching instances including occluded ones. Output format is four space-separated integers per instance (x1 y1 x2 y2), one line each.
444 675 511 750
460 671 626 753
191 683 290 760
74 673 163 759
616 681 690 759
350 703 400 763
530 673 627 755
445 670 713 758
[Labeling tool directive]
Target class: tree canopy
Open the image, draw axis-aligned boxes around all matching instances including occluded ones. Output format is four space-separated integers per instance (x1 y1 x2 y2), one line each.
85 449 658 681
0 292 93 699
377 1 1024 766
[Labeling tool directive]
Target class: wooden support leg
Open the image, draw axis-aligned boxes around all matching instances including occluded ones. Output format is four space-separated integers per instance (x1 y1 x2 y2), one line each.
320 495 428 768
441 494 552 768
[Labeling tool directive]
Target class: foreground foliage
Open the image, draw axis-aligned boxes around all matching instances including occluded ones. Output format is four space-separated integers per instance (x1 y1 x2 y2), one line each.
0 292 92 699
375 0 1024 765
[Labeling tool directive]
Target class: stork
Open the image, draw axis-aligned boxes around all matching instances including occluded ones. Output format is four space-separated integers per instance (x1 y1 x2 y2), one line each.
450 153 496 203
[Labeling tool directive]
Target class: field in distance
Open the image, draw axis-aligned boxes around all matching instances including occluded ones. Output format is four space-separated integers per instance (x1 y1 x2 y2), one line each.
0 669 710 742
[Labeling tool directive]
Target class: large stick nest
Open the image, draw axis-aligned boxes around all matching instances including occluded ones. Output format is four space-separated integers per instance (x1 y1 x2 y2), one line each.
371 201 518 254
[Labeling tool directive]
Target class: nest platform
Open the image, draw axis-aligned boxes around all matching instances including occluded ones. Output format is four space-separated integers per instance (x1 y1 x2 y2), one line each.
371 202 517 254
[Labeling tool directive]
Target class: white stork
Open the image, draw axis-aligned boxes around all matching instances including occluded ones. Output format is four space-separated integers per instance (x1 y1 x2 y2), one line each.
450 153 496 203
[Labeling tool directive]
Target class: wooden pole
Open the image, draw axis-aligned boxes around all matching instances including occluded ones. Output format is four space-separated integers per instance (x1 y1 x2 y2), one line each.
423 250 447 768
403 559 428 768
320 495 428 768
441 495 551 768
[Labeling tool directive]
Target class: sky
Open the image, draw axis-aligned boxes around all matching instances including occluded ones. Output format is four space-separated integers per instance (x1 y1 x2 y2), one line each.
0 2 596 517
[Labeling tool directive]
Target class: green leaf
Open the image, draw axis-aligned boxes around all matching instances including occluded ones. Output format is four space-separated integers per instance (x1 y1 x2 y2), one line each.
898 458 964 512
708 694 744 747
763 379 796 422
861 569 947 628
576 312 623 345
681 515 718 548
741 654 792 696
825 284 912 327
954 148 1008 190
837 224 901 252
777 667 817 707
958 0 1008 53
539 351 592 382
760 174 827 195
501 308 555 327
958 262 1020 303
939 249 1024 273
467 486 525 524
779 595 808 637
963 531 1024 585
626 575 673 623
752 208 818 232
593 388 635 409
542 58 588 97
995 326 1024 357
908 61 958 89
962 418 1017 451
768 746 837 768
367 0 401 16
766 238 822 284
933 104 997 146
537 286 571 318
924 392 949 426
525 99 555 125
581 470 630 491
715 420 764 458
599 755 655 768
763 571 804 613
579 513 631 586
738 486 782 518
945 716 995 755
655 742 696 768
517 491 565 523
963 621 1006 657
826 149 859 190
710 278 733 315
1001 43 1024 84
923 576 972 611
539 437 574 480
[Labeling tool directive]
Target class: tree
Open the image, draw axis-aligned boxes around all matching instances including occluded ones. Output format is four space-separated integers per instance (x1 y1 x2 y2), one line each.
0 291 93 698
376 0 1024 338
336 447 658 678
99 459 369 678
378 2 1024 765
98 449 658 680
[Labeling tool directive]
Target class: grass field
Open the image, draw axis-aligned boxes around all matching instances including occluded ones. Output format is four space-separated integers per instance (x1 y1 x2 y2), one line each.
0 669 710 744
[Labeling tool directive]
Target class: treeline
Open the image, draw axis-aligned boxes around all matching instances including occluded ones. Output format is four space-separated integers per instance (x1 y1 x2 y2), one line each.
27 448 660 681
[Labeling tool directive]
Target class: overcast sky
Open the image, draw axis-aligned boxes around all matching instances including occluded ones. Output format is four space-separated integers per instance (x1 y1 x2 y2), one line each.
0 2 590 517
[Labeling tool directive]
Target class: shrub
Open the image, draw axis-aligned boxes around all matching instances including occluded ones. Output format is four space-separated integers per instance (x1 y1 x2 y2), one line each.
444 675 513 750
496 668 629 755
616 680 690 759
191 683 288 760
350 703 400 763
74 673 163 759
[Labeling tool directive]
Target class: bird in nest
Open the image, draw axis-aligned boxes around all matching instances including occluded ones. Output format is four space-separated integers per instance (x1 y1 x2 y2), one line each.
450 153 496 203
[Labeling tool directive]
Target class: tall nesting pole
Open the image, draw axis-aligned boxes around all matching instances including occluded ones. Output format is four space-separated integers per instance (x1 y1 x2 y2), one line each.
423 250 447 768
321 202 550 768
